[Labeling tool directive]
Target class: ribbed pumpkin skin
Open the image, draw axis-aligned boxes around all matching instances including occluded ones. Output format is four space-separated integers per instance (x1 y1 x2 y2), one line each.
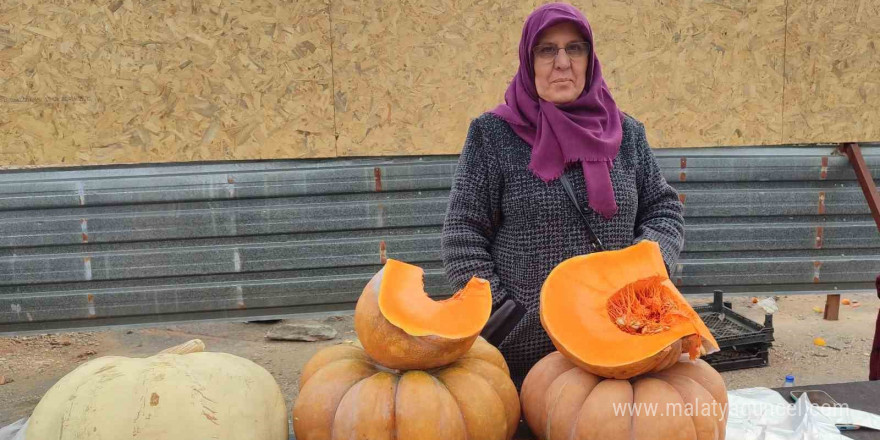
521 352 728 440
25 341 288 440
293 337 520 440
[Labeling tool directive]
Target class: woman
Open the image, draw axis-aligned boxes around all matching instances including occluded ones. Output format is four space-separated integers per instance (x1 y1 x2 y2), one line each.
441 3 685 388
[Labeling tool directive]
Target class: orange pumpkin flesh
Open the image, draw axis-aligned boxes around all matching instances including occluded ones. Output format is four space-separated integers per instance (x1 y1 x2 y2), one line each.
378 259 491 338
293 337 520 440
521 351 727 440
354 259 492 370
540 240 719 379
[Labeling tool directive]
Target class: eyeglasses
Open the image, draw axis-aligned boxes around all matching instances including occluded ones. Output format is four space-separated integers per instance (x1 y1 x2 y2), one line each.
532 41 591 62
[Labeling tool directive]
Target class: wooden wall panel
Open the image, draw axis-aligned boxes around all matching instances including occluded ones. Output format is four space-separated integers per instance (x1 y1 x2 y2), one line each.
0 0 877 167
597 0 786 148
331 0 787 156
330 0 524 156
0 0 334 167
784 0 880 144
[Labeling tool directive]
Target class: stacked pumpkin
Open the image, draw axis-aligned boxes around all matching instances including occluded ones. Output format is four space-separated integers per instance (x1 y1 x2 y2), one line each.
522 240 729 440
292 259 521 440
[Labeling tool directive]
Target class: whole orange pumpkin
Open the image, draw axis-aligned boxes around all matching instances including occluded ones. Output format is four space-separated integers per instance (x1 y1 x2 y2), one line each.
293 338 520 440
521 352 728 440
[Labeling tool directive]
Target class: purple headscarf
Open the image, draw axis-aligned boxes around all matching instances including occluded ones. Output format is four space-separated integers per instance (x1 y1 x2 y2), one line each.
491 2 623 219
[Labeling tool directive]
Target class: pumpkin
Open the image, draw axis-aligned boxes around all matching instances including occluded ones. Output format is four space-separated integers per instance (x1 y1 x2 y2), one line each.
25 339 288 440
292 337 521 440
521 351 728 440
354 258 492 370
540 240 719 379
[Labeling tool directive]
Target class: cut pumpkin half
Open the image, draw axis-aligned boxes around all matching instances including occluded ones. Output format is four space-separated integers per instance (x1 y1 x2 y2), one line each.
540 240 719 379
354 259 492 370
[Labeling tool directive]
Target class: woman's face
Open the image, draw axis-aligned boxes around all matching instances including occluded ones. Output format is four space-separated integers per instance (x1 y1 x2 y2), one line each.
533 22 589 105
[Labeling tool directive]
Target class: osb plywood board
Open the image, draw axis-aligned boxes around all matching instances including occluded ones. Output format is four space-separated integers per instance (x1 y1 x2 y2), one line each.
0 0 334 167
331 0 528 156
784 0 880 144
597 0 786 148
332 0 787 156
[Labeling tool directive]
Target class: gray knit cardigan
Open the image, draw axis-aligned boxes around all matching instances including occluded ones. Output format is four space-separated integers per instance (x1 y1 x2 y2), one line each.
441 112 685 388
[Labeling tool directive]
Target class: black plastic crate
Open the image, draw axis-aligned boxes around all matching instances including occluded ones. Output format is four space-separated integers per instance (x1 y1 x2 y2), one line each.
693 290 775 348
701 342 770 372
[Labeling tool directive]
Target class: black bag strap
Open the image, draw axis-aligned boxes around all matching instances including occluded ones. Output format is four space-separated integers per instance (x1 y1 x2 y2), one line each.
559 173 605 252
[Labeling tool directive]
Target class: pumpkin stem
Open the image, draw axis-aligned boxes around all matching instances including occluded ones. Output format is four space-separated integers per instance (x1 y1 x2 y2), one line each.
606 278 689 336
157 339 206 355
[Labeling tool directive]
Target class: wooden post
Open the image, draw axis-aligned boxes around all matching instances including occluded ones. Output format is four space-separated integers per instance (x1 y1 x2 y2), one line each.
836 143 879 322
840 144 880 377
839 143 880 232
824 294 841 321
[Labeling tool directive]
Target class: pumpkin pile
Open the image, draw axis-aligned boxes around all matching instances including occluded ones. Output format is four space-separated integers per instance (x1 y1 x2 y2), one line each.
25 339 289 440
293 258 521 440
523 240 728 440
20 241 725 440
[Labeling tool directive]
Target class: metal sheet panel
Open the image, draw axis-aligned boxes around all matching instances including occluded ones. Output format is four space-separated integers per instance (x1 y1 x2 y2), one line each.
1 144 878 334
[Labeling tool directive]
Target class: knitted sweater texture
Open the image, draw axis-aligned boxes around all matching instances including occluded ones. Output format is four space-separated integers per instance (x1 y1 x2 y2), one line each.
441 112 685 387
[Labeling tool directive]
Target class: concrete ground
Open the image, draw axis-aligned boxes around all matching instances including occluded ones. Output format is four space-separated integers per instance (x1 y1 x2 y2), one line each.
1 292 877 427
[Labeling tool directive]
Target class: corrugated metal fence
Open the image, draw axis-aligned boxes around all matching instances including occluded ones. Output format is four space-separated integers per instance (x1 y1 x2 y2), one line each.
1 145 879 334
